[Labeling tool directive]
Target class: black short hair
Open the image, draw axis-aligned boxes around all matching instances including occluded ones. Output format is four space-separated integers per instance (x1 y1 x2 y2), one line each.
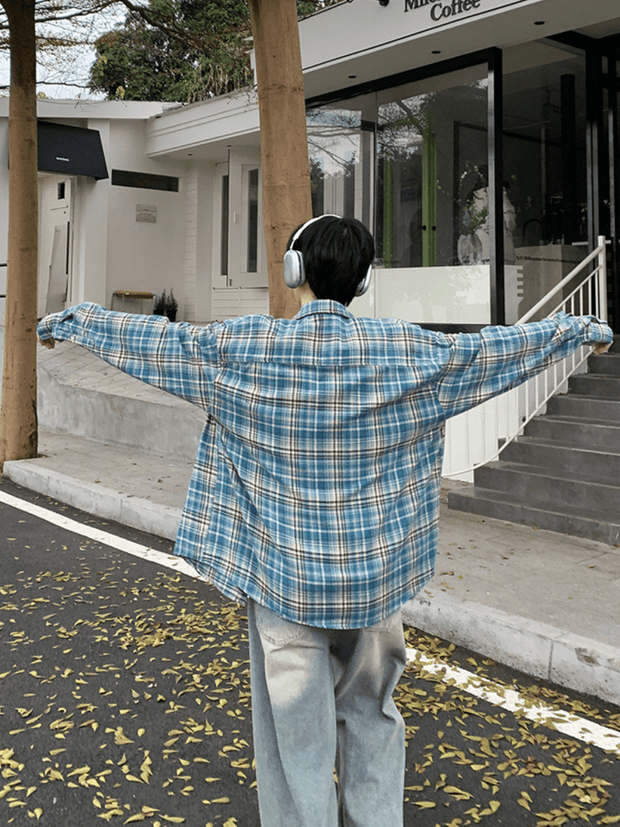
286 216 375 306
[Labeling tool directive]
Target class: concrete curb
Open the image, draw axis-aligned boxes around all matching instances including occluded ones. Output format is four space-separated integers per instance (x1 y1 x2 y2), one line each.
3 461 181 541
402 594 620 707
5 458 620 708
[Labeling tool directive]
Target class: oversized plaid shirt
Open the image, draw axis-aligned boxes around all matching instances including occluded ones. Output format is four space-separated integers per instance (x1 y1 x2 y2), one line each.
38 302 612 628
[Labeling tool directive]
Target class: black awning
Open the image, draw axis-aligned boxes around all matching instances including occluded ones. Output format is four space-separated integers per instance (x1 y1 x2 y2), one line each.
37 121 109 180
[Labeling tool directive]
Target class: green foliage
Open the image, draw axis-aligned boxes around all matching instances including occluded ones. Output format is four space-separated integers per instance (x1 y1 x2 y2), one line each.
89 0 342 103
297 0 321 15
89 0 253 102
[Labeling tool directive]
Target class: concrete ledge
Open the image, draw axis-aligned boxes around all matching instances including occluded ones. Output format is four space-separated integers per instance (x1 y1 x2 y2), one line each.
550 634 620 708
402 593 560 682
403 592 620 707
3 461 182 541
119 494 181 541
37 355 205 462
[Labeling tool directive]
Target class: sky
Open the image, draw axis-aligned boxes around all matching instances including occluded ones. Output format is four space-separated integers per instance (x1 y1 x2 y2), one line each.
0 6 125 100
0 48 102 99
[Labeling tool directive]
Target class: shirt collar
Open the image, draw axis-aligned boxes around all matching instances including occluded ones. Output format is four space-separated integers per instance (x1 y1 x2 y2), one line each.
294 300 354 321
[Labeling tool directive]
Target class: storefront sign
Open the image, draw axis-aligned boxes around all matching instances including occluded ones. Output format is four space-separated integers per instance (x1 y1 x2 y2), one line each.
405 0 481 21
300 0 531 81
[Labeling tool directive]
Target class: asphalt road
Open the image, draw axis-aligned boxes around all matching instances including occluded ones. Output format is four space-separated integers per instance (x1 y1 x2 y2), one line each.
1 475 619 827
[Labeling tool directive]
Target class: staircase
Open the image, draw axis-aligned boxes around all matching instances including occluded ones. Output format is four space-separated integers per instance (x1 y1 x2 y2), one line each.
448 335 620 546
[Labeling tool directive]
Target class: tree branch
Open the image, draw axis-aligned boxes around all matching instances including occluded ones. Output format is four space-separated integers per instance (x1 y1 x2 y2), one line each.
113 0 250 51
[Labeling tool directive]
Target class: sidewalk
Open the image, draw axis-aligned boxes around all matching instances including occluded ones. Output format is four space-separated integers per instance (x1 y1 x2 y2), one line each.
4 429 620 707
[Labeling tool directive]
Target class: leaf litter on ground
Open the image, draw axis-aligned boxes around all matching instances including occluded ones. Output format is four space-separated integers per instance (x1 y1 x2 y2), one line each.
0 517 619 827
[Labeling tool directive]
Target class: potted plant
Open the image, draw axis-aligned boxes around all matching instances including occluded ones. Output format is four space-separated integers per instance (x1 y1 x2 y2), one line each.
165 289 178 321
154 289 178 321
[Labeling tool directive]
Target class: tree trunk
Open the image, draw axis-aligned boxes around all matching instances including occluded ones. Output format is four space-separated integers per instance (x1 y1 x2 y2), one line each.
248 0 312 319
0 0 39 468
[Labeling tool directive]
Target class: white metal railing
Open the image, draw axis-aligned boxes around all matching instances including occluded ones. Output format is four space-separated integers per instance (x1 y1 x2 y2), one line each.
442 236 608 480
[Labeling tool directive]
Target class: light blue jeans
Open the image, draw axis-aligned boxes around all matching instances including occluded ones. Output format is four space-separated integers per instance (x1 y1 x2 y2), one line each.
247 600 407 827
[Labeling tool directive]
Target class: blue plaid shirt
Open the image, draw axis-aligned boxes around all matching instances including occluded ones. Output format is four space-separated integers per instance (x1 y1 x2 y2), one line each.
38 302 612 628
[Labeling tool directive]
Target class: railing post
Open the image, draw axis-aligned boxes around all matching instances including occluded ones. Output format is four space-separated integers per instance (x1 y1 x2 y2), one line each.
597 235 608 321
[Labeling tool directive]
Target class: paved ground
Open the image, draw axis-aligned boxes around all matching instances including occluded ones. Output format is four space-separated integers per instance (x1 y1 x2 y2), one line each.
3 430 620 708
0 482 259 826
2 480 619 827
1 323 619 705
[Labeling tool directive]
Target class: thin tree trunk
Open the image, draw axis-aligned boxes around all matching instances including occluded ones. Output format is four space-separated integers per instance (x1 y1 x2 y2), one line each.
0 0 39 468
248 0 312 319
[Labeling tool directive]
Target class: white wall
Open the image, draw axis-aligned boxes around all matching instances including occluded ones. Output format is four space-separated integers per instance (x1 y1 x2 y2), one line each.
0 108 217 321
105 120 187 307
75 177 110 308
0 102 198 322
184 161 216 322
212 287 269 322
183 166 199 321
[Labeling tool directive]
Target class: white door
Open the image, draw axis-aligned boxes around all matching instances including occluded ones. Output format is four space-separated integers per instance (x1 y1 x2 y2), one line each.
38 175 75 316
225 148 268 289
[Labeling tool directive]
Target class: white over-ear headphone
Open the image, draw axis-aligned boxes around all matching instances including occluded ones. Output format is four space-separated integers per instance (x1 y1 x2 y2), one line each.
283 214 372 297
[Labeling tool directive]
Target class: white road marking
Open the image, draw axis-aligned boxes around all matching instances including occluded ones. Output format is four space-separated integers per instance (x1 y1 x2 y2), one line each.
3 488 619 753
0 489 196 576
407 648 620 755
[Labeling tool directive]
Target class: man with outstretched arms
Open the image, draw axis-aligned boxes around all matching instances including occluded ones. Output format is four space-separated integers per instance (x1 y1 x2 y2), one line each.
38 215 613 827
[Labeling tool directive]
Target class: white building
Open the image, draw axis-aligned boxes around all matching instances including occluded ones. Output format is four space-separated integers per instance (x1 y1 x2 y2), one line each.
2 0 619 330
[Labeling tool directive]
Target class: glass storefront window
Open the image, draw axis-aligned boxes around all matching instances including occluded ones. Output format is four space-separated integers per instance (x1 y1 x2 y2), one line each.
503 42 588 320
307 65 492 326
375 65 490 325
600 55 617 246
602 53 619 328
376 66 488 270
307 98 374 228
304 35 620 328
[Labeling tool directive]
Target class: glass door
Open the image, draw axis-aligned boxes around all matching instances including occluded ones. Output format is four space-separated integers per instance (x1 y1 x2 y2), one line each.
614 58 620 330
375 64 491 326
503 41 589 323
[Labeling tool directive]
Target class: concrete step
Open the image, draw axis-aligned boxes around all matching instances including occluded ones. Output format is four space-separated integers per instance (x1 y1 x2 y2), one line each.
587 353 620 376
500 438 620 484
524 415 620 453
568 373 620 399
611 335 620 354
447 486 620 546
546 393 620 423
473 461 620 515
446 338 620 543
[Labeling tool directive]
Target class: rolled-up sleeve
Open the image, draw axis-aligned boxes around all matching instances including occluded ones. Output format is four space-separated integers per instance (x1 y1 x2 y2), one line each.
37 303 221 410
436 312 613 419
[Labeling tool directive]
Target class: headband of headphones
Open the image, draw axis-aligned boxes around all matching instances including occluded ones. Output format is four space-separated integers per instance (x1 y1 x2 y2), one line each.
288 214 341 252
283 214 372 298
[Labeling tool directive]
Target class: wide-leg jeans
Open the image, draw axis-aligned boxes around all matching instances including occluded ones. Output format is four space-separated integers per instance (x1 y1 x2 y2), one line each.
247 599 407 827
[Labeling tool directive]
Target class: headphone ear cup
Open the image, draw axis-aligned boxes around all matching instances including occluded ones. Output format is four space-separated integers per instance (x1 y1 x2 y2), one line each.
283 249 305 289
355 266 372 297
